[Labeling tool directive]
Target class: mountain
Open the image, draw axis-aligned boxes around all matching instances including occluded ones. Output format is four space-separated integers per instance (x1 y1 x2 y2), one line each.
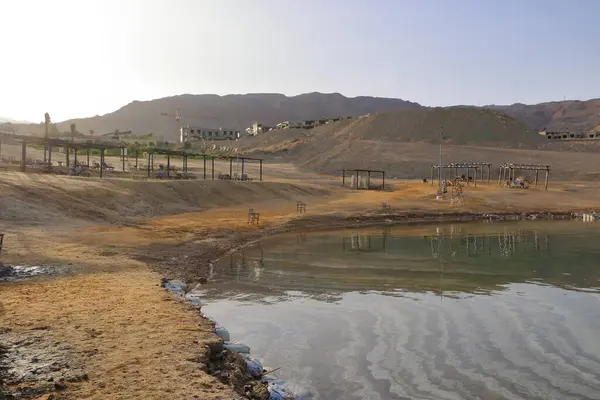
13 93 421 140
488 98 600 132
0 116 32 124
12 93 600 140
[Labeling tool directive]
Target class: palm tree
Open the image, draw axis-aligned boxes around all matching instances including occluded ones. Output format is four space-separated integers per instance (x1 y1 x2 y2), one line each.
70 123 77 142
44 112 51 138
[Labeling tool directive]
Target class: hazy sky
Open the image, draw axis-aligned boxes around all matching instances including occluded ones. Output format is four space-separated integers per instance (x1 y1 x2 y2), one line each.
2 0 599 122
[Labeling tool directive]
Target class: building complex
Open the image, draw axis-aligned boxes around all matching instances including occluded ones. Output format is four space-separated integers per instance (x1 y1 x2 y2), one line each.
180 126 240 142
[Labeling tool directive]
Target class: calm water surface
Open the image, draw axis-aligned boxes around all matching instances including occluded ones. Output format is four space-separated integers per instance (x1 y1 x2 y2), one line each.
199 221 600 400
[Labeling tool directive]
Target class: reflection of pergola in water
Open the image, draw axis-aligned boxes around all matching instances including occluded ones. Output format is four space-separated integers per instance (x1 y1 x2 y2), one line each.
498 163 550 190
427 230 550 258
228 249 265 279
341 169 386 190
144 149 264 180
430 162 492 187
1 133 127 178
342 230 390 252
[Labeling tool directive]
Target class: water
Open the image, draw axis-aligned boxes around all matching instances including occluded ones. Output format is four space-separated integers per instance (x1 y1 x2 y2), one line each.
199 221 600 400
0 264 59 281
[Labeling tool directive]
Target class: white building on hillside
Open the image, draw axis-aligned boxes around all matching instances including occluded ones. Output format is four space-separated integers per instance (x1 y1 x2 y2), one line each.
246 122 274 136
180 126 240 142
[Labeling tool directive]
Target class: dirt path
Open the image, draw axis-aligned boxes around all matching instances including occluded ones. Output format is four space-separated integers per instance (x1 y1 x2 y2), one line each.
2 173 600 399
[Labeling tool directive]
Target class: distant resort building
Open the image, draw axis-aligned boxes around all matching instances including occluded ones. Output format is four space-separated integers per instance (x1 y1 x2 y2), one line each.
180 126 240 142
544 130 600 140
246 122 274 136
276 117 352 130
247 116 353 135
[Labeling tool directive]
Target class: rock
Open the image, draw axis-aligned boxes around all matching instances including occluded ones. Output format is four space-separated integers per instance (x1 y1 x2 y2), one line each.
245 381 270 400
218 371 229 383
54 382 67 391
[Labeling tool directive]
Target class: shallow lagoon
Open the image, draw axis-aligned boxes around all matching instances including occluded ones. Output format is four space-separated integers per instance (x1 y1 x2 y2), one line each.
201 221 600 400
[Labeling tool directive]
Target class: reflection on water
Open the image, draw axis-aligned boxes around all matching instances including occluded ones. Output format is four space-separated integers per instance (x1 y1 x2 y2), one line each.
425 226 550 259
200 221 600 400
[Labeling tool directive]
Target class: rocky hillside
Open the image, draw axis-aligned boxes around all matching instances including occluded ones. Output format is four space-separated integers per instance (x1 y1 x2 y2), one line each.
14 93 421 140
489 98 600 132
239 107 554 178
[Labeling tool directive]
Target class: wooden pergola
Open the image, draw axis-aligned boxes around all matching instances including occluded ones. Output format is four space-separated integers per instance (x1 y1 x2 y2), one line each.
144 149 264 181
224 155 263 181
342 169 385 190
498 163 550 190
430 162 491 187
0 133 127 178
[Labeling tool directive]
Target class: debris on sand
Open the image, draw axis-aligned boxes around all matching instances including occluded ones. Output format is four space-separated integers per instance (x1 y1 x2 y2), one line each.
0 265 60 282
0 328 88 399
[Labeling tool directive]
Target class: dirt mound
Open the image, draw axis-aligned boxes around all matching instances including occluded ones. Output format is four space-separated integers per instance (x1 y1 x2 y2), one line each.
308 107 540 146
0 173 329 226
239 108 560 178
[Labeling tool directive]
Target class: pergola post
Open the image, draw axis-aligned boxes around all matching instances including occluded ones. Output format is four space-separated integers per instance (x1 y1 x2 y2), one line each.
43 145 47 163
66 146 70 168
487 165 491 182
100 149 105 178
356 169 359 190
367 170 371 189
211 158 215 180
241 158 245 177
545 169 549 190
431 166 434 185
229 158 233 178
535 170 539 188
21 141 27 172
122 148 125 172
147 152 151 177
135 151 138 169
151 153 154 171
259 159 262 181
87 148 90 167
342 169 345 187
203 155 207 179
382 172 385 190
74 148 78 166
166 155 171 178
498 166 503 186
48 145 52 165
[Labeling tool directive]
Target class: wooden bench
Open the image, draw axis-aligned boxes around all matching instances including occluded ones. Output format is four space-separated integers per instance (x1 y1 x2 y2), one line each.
248 208 260 225
297 201 307 213
382 201 391 213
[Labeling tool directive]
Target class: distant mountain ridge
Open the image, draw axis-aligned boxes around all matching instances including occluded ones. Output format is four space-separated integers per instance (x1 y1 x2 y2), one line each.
10 93 600 139
487 98 600 132
0 116 32 124
13 92 421 140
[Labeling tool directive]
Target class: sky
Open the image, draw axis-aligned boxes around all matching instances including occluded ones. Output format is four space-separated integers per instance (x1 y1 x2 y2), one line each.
1 0 599 122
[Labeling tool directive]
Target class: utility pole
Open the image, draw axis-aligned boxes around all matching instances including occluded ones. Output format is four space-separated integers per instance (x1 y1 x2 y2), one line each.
438 126 444 194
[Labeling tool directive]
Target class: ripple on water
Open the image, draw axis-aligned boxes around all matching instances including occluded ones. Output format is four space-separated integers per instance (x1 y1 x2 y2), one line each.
201 221 600 400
